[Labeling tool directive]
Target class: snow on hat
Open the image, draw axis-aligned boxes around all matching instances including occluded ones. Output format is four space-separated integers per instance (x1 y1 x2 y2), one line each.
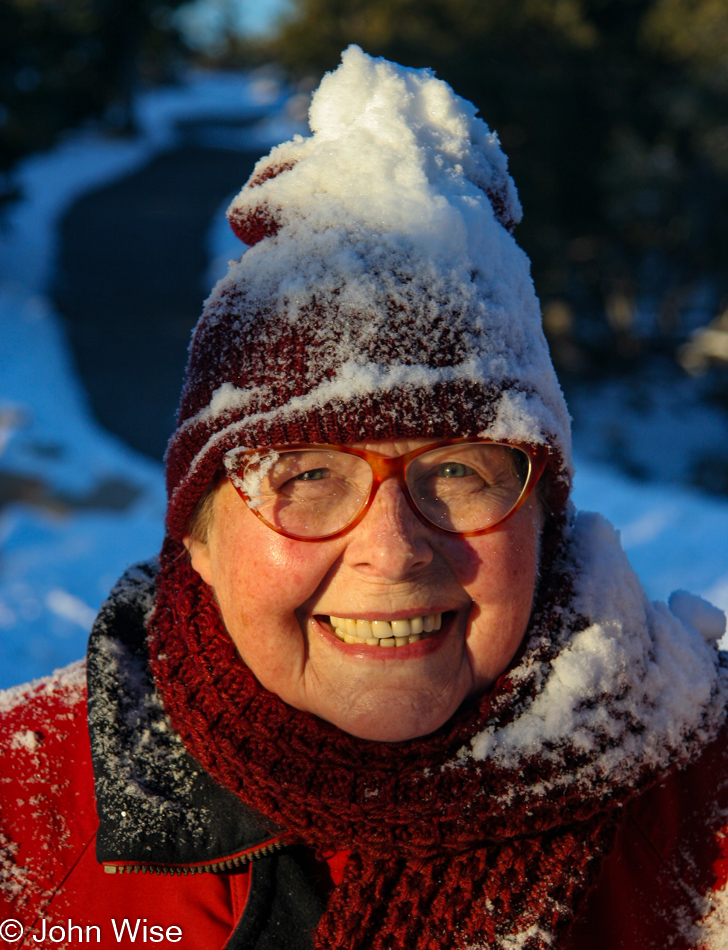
164 45 572 541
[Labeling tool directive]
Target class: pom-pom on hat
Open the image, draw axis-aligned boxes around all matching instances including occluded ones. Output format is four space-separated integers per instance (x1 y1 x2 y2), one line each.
164 45 572 541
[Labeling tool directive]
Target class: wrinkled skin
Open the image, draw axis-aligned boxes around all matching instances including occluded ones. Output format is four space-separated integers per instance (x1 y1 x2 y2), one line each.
185 438 543 742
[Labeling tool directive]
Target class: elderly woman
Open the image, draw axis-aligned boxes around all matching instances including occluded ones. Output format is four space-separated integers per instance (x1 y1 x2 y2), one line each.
1 46 727 950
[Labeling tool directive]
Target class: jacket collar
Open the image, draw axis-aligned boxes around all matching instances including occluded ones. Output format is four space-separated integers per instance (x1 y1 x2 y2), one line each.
86 560 282 869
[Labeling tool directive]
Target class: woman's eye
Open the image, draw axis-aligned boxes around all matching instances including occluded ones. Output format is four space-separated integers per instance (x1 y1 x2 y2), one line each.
438 462 474 478
295 468 329 482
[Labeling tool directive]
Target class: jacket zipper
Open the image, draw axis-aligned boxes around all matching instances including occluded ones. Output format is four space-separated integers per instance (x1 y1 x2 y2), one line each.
103 836 287 875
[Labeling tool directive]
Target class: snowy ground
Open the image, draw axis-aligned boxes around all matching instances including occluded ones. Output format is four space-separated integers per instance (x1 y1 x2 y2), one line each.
0 70 726 689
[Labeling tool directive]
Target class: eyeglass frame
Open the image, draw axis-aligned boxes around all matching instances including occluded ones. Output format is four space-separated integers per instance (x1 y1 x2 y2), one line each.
224 437 550 542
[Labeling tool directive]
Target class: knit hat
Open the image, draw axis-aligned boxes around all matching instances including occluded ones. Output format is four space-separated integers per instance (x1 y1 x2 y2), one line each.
164 45 572 541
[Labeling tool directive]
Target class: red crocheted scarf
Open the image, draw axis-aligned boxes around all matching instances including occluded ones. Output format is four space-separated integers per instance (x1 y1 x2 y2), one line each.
147 532 719 950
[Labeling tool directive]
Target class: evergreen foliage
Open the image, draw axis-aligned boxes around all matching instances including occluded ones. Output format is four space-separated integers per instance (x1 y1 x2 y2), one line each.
0 0 185 197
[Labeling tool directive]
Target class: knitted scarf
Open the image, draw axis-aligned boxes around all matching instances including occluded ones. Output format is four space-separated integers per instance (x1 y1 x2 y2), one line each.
148 511 726 950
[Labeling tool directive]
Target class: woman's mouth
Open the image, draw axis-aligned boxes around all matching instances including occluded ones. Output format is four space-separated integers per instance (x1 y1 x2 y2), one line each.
326 613 445 648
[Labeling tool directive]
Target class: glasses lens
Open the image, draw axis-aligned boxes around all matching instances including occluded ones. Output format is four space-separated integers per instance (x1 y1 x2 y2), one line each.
405 443 531 533
225 448 373 539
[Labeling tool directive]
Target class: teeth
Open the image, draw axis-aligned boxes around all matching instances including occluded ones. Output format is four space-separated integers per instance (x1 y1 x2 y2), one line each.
328 614 443 647
371 620 392 639
356 619 373 639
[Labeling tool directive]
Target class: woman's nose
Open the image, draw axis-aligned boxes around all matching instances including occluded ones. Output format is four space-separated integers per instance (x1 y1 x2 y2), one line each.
342 480 434 580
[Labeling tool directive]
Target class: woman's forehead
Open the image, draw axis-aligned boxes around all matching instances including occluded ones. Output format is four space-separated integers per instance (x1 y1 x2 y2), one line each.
340 437 444 456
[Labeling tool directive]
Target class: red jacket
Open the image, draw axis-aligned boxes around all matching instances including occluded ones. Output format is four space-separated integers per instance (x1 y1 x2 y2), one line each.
3 666 728 950
1 565 728 950
0 662 357 949
0 664 242 948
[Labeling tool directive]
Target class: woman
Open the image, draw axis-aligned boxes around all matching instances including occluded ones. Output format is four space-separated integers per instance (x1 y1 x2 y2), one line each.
1 46 727 950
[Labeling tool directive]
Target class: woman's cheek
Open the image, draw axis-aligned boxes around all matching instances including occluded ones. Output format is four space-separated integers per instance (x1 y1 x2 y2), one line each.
211 530 338 636
460 523 541 692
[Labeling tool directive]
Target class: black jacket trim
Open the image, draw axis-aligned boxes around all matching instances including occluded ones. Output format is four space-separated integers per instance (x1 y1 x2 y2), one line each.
86 562 331 950
86 561 281 866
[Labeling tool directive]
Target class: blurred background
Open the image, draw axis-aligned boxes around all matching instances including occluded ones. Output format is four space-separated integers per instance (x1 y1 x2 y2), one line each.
1 0 727 686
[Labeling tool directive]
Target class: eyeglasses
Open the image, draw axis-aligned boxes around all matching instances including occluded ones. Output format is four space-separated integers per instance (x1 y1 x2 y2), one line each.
223 438 549 542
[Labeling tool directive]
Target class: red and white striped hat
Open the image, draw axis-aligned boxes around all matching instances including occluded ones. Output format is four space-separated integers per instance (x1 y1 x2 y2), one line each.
164 46 572 541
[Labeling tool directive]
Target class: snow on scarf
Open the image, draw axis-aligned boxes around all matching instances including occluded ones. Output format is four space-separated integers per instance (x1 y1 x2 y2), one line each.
148 511 727 950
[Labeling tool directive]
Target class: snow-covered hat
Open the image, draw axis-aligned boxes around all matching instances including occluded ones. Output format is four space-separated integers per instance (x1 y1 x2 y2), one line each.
164 45 572 541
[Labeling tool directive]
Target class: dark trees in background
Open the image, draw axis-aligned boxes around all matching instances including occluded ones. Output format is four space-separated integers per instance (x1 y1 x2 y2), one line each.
0 0 186 200
263 0 728 368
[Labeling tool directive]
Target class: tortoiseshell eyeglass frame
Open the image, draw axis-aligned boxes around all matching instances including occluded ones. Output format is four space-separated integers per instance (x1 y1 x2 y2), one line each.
224 437 550 542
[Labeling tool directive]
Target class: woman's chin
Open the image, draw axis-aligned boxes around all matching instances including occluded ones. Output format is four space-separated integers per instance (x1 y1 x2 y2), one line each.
342 720 446 742
318 693 464 742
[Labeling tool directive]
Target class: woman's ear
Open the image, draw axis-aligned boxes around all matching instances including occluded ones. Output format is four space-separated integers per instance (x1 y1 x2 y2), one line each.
183 535 214 587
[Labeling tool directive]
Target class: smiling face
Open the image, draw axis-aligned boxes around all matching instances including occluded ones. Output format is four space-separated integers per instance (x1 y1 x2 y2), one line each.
184 438 544 742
